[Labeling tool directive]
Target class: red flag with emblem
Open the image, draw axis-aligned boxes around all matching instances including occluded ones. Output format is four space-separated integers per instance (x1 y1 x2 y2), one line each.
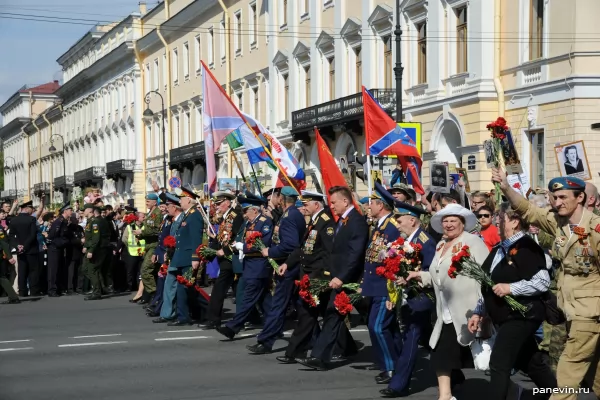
315 128 362 217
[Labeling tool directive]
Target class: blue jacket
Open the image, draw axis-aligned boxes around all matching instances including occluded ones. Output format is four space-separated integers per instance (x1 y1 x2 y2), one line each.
153 215 173 262
242 213 274 279
361 214 401 297
232 220 247 274
169 207 205 270
405 227 436 312
268 205 305 260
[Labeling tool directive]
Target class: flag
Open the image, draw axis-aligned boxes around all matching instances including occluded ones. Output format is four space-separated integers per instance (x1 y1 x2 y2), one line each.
315 128 361 215
202 61 246 192
362 86 424 194
226 129 244 150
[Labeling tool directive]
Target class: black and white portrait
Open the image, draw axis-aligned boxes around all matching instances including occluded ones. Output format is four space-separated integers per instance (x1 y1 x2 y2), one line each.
484 140 495 168
555 140 591 181
430 163 450 193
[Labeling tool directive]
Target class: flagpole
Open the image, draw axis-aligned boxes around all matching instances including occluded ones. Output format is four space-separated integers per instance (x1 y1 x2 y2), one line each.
201 60 299 191
230 147 247 182
248 160 262 194
362 86 374 197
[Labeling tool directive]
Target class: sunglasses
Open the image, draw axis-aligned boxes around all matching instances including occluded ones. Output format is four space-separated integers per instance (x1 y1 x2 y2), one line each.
477 213 491 219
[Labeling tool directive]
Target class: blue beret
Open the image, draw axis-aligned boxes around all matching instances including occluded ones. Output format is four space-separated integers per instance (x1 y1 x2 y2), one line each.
395 201 426 218
358 197 369 204
548 176 586 192
238 196 266 209
146 193 159 201
369 181 395 208
281 186 299 197
295 199 304 207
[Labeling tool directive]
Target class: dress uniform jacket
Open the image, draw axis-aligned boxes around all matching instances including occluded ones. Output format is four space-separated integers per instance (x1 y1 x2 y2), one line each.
47 216 70 249
242 214 274 279
210 206 245 261
361 214 401 297
170 207 204 270
268 205 306 268
9 213 39 255
285 208 335 279
138 207 163 247
153 216 173 264
405 228 436 312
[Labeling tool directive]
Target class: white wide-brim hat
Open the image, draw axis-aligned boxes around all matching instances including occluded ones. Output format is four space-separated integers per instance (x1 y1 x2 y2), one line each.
430 203 477 234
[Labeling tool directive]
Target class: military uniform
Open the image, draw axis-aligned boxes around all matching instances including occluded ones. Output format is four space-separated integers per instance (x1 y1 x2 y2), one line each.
511 177 600 399
138 199 164 295
46 203 72 296
9 201 40 296
0 227 19 303
82 209 105 300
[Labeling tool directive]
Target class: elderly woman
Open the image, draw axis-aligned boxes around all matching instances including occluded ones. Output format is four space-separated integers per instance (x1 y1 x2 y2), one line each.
405 204 489 400
468 203 556 400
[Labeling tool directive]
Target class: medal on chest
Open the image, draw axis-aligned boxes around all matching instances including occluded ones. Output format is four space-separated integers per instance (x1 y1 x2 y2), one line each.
303 230 318 254
217 214 234 244
366 232 387 263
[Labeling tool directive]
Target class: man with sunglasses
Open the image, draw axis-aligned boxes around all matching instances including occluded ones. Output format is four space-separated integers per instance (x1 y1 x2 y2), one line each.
477 205 501 251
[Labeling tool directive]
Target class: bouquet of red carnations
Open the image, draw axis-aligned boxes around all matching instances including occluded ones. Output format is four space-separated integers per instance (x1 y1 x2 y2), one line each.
123 214 137 225
196 244 231 262
449 245 529 315
486 117 509 207
294 274 361 311
245 231 279 271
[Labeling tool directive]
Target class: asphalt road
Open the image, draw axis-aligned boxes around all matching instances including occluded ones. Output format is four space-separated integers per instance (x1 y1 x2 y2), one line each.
0 293 595 400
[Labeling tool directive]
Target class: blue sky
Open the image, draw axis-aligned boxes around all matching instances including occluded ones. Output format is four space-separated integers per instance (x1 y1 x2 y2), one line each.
0 0 149 106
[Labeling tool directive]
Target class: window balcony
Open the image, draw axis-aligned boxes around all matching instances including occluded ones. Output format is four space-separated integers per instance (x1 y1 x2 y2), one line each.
169 141 206 170
33 182 51 195
106 159 135 179
53 175 74 190
74 166 106 187
291 88 395 140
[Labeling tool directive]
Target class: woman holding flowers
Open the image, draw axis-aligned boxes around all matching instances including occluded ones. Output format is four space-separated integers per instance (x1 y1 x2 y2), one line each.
467 203 556 400
404 204 488 400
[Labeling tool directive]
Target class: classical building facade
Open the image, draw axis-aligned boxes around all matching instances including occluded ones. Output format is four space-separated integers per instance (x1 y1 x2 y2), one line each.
0 81 60 203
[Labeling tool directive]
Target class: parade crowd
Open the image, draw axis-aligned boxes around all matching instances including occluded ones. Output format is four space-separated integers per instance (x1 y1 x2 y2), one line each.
1 170 599 400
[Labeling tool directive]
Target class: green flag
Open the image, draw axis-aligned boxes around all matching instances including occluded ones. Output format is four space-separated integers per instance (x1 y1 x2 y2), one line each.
226 129 244 150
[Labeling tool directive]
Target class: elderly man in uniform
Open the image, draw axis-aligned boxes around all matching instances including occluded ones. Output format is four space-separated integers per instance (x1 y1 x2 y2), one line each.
381 201 436 398
275 190 336 364
492 170 600 400
9 200 41 297
247 186 306 354
216 195 274 340
135 193 164 304
263 188 283 226
199 191 244 329
46 202 72 297
360 182 403 385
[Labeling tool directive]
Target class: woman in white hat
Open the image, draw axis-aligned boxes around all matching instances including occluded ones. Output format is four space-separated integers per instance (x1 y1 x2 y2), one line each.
404 204 489 400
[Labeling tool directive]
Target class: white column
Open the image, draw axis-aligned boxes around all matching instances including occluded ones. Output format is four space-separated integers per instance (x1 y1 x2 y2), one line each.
267 0 278 130
334 0 347 98
362 0 375 90
132 73 144 169
427 1 444 95
310 0 321 106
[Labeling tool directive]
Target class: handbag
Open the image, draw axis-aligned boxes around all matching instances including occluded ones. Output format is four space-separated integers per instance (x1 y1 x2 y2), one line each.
541 291 566 325
470 318 496 371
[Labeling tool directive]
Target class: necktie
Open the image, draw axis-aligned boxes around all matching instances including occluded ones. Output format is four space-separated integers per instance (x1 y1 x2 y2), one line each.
335 218 344 234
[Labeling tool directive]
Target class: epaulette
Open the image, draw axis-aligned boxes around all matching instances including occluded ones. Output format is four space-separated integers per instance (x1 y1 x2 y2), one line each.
419 231 429 243
321 213 330 222
189 209 195 214
259 216 267 222
283 211 288 219
230 211 237 217
381 219 389 230
388 218 399 228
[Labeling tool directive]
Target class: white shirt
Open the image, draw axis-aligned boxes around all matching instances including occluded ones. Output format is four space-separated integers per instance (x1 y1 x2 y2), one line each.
341 206 354 220
377 214 389 228
311 209 324 224
223 207 232 221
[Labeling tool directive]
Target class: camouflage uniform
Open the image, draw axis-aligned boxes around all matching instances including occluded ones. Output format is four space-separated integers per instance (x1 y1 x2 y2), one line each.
138 206 163 294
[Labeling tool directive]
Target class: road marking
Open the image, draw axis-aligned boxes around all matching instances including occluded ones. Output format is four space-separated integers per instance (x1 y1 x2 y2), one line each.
0 339 31 344
157 329 203 334
350 328 369 333
70 334 122 339
58 341 128 348
0 347 34 352
154 336 210 341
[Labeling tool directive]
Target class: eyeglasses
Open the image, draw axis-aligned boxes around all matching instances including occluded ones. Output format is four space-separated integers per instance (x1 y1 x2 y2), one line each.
477 213 491 219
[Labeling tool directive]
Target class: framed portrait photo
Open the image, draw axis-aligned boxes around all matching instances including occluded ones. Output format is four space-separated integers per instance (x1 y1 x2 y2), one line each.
430 162 450 193
554 140 591 181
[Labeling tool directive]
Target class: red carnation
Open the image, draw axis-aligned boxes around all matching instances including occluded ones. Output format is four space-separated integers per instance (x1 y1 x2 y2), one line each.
176 275 185 284
334 292 354 316
163 235 176 248
448 265 459 279
245 231 262 247
123 214 137 225
375 266 386 277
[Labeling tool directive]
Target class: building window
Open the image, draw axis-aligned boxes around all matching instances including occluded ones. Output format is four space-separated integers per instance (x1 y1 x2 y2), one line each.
220 20 226 61
383 37 392 88
417 22 427 84
208 29 215 65
162 53 167 89
328 57 335 100
250 3 258 46
153 59 159 91
145 63 150 91
304 66 311 106
183 111 190 145
456 7 467 73
235 11 242 55
283 73 289 118
355 46 362 92
283 0 288 26
253 87 259 118
183 42 190 79
172 48 179 84
173 115 180 148
303 0 309 16
530 0 544 60
530 130 545 189
194 35 201 72
237 92 243 111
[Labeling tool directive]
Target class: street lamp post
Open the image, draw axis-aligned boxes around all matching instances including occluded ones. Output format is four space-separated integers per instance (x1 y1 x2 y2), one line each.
4 156 17 200
394 0 404 123
144 90 168 189
49 134 67 199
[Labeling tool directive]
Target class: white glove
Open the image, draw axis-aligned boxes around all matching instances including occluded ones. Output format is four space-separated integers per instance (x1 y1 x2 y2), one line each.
234 242 243 251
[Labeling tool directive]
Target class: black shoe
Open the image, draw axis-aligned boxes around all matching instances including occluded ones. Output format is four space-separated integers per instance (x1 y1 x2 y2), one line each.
65 290 74 296
84 290 93 296
104 286 115 295
1 299 21 304
197 321 219 330
129 297 142 303
167 320 192 327
276 355 298 364
247 343 271 354
356 363 380 371
47 293 60 298
84 295 102 301
215 325 235 340
331 355 347 362
376 371 393 385
379 388 409 398
296 357 328 371
146 311 159 317
138 299 148 305
244 321 262 331
152 317 171 324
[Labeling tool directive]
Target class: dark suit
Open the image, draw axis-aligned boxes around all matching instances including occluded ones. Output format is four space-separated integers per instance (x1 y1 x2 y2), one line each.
148 216 172 315
9 213 40 296
311 207 369 362
46 215 70 295
388 227 436 393
256 205 306 349
284 208 335 358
